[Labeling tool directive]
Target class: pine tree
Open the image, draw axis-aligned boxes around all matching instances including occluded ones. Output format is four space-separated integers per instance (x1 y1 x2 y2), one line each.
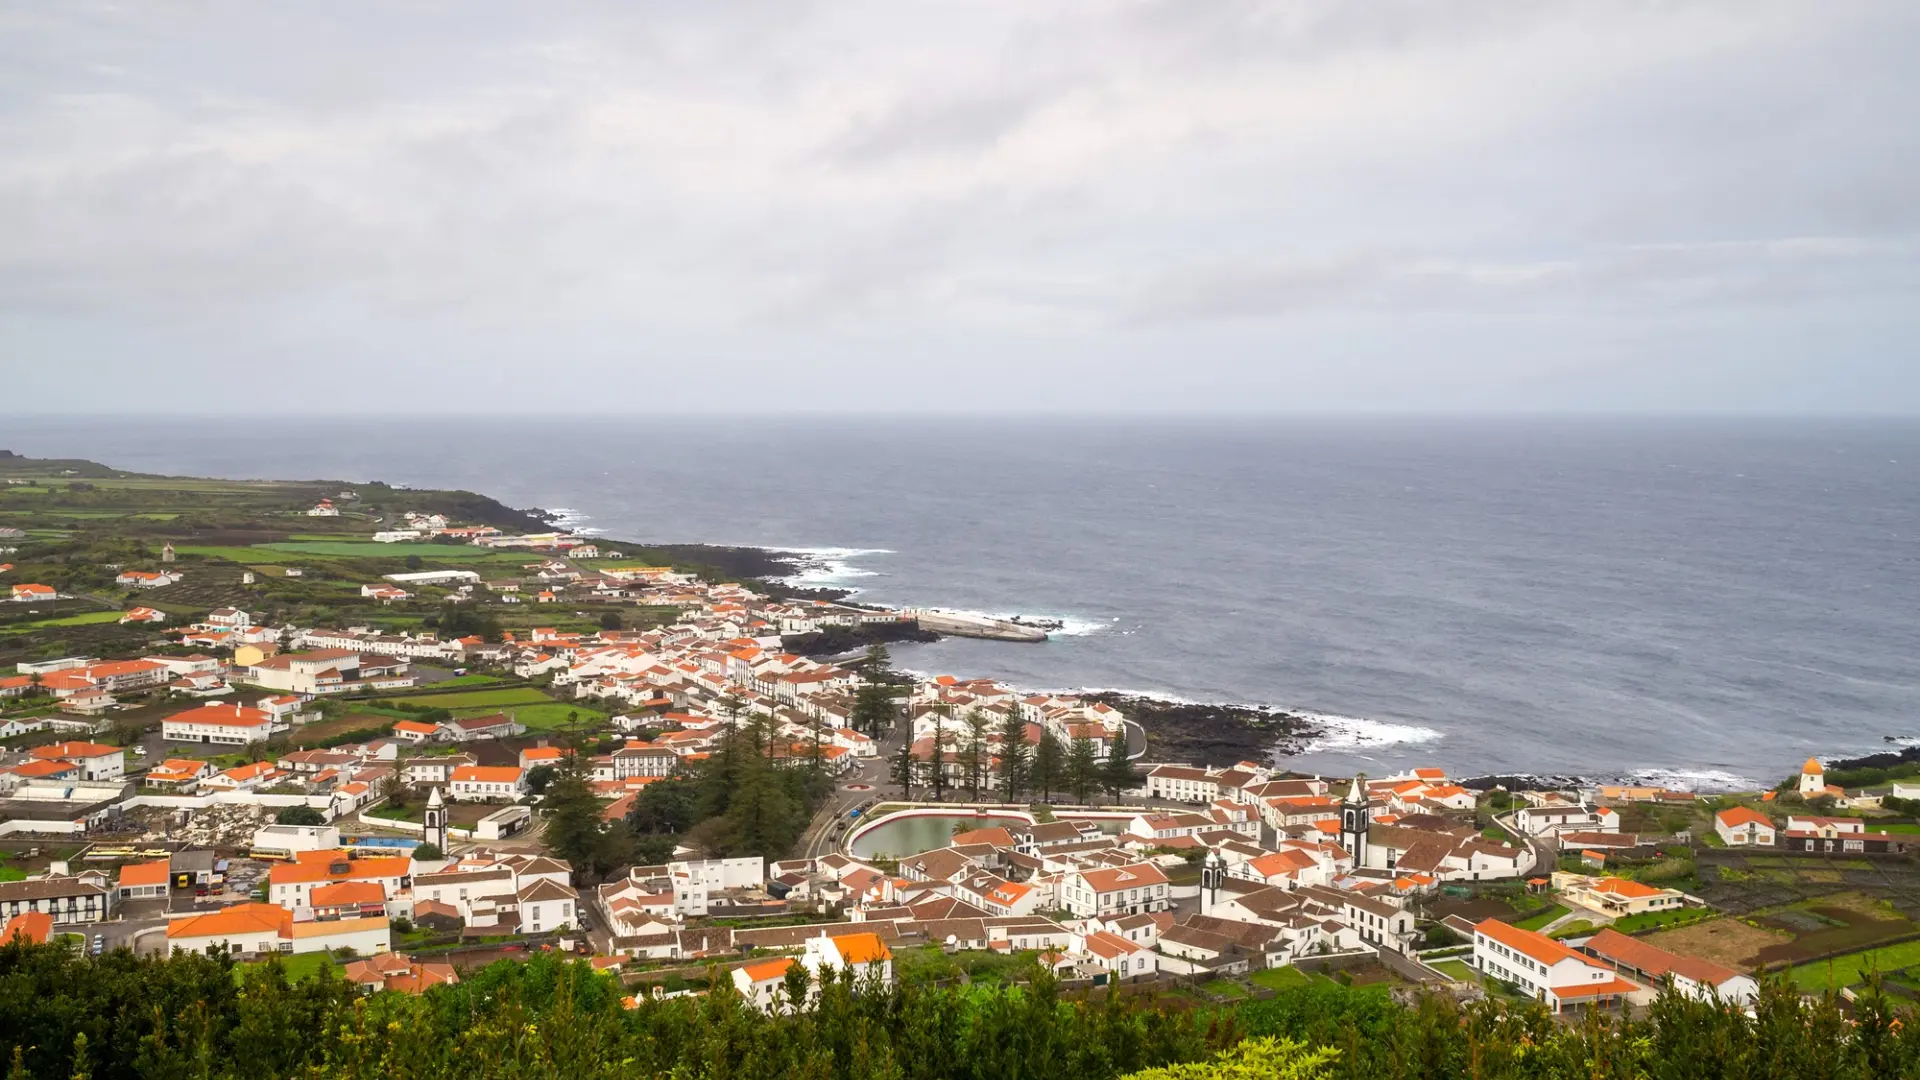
1067 734 1099 803
928 708 950 801
1032 731 1064 804
891 738 917 799
1101 730 1135 800
723 717 800 857
960 709 990 799
997 708 1030 800
851 680 895 737
542 752 617 880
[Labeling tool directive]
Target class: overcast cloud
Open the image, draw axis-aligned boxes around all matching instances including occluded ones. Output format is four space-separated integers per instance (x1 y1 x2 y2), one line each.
3 1 1917 414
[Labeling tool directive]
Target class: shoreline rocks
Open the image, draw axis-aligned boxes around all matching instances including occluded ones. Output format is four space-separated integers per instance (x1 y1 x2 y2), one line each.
1082 692 1323 764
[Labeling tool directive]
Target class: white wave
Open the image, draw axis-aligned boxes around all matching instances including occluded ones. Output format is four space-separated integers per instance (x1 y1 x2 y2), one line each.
1623 767 1759 793
911 606 1115 637
764 547 895 591
1297 712 1443 753
544 507 604 536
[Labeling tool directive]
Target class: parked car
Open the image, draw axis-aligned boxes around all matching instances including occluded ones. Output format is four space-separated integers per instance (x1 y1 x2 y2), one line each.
90 935 104 955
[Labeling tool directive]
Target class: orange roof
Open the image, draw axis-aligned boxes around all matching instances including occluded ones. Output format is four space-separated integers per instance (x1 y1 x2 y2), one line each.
452 766 523 784
1248 850 1318 878
31 741 119 760
269 853 411 886
1715 806 1774 828
167 902 291 940
1078 863 1170 892
1591 877 1666 900
1802 757 1824 774
310 881 387 907
1548 977 1642 1000
290 915 387 939
119 859 172 888
1083 930 1143 959
11 760 77 778
168 703 271 728
1474 917 1588 968
3 911 53 945
740 957 798 982
394 720 440 735
832 932 893 965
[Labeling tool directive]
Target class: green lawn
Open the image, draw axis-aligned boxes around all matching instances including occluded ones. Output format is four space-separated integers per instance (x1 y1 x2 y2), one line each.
235 952 338 984
1789 939 1920 991
367 804 424 823
1873 823 1920 834
455 702 603 731
0 865 28 883
1198 978 1247 999
395 688 554 708
1549 920 1597 939
174 545 311 564
1611 908 1713 934
1249 966 1311 991
428 674 502 688
259 541 527 562
0 610 124 634
1429 959 1478 981
1513 904 1570 931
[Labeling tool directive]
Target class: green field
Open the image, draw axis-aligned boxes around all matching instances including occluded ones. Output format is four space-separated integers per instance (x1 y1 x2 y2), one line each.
260 541 526 562
173 545 311 564
1612 908 1713 934
400 688 554 708
425 674 500 688
1513 904 1570 931
1249 966 1311 991
1429 959 1478 982
454 702 604 731
0 610 125 634
235 951 337 984
1874 823 1920 834
1789 939 1920 991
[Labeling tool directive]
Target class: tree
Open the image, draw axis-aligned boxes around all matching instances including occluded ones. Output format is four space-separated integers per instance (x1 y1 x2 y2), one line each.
996 708 1030 800
404 554 423 570
1032 731 1064 804
379 762 409 809
959 709 990 799
1102 731 1135 800
274 805 325 827
524 764 557 794
1067 735 1099 803
891 738 917 800
412 842 443 861
927 708 950 801
720 716 802 857
851 681 896 737
861 642 893 677
542 753 621 881
1119 1037 1337 1080
599 611 623 631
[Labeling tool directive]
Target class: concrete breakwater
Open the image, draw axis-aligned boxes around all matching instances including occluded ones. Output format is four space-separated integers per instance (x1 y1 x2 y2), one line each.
907 609 1049 642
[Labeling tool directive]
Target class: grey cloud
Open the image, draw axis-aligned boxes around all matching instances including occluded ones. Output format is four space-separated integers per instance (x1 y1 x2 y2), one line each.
1 0 1918 414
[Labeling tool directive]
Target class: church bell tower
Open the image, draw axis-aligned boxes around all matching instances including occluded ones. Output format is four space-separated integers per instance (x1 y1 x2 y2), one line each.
1200 849 1226 914
424 785 449 855
1341 774 1369 869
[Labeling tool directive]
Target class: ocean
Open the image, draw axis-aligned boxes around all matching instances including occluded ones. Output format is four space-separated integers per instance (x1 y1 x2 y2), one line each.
8 416 1918 789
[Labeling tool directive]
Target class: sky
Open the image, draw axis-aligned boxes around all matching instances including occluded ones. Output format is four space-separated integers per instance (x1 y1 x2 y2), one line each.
3 1 1918 415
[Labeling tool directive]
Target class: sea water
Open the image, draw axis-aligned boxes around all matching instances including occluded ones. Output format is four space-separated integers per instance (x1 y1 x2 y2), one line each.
12 415 1918 788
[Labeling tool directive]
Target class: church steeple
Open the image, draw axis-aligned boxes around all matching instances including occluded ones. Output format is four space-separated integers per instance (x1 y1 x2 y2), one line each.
424 785 449 855
1341 773 1369 869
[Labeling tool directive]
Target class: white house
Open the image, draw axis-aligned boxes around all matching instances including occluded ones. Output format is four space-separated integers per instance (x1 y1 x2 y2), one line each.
162 703 277 745
28 741 124 782
1514 805 1619 837
1061 863 1171 917
1582 928 1758 1007
449 765 527 802
1713 807 1777 847
1473 918 1637 1013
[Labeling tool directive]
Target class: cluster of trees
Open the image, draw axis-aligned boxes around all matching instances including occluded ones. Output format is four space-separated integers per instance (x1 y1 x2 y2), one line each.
538 700 838 878
6 941 1920 1080
892 706 1136 806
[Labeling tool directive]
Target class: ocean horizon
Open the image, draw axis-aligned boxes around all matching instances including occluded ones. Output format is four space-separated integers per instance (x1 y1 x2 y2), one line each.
9 414 1917 789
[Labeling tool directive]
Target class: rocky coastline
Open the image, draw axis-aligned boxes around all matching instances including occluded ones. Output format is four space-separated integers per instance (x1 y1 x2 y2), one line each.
1082 692 1323 764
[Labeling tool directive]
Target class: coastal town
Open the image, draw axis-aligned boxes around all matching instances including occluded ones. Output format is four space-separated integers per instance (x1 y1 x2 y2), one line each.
5 457 1920 1022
